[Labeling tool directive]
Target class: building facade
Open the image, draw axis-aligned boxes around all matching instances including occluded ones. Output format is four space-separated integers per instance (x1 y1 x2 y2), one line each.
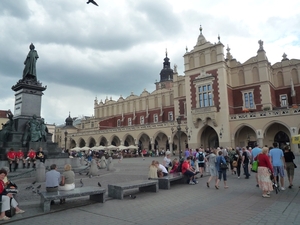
56 26 300 154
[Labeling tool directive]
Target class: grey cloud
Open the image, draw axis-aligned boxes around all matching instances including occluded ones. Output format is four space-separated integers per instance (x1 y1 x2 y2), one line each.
0 0 30 20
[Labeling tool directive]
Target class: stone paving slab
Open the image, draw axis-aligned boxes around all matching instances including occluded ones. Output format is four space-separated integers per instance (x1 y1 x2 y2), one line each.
2 156 300 225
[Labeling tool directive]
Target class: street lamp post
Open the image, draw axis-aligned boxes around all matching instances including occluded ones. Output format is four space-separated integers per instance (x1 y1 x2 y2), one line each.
64 131 68 151
176 116 182 159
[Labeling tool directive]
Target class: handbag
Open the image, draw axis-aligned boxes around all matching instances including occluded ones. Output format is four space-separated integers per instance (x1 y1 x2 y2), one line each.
232 160 238 167
5 198 16 218
251 161 258 172
220 163 228 170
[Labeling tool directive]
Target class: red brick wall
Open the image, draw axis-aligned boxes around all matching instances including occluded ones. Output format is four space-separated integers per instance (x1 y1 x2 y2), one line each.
0 110 8 118
98 107 175 129
231 85 261 113
227 86 234 114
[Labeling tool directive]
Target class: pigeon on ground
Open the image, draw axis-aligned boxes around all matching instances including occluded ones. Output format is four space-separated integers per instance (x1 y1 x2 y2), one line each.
32 181 36 185
80 179 84 187
36 184 41 189
129 195 136 199
25 185 33 190
98 182 101 187
79 172 82 175
86 0 98 6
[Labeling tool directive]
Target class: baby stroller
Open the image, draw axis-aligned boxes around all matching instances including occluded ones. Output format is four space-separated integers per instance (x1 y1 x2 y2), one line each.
270 173 280 194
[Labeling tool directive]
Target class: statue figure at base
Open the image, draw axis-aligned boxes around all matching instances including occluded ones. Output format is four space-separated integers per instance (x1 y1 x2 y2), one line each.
23 43 39 81
40 118 49 142
0 110 14 143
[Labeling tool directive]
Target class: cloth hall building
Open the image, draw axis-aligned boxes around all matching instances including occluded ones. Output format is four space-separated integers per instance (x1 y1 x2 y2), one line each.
56 27 300 154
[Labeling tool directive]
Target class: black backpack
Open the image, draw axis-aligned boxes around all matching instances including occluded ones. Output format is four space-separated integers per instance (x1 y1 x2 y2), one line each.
198 152 204 161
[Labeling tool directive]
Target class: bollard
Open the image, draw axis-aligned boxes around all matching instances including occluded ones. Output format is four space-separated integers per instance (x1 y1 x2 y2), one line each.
36 162 46 182
100 156 106 168
88 159 99 176
80 157 86 166
107 157 113 171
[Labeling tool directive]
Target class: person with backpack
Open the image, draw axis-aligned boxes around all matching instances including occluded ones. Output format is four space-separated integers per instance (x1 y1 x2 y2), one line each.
196 148 206 177
242 147 250 179
215 151 229 189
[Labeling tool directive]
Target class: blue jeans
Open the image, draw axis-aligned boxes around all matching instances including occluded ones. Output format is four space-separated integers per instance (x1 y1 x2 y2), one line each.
218 169 227 181
243 162 250 178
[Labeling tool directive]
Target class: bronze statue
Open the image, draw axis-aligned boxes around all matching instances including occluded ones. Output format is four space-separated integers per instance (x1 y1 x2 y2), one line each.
0 110 14 142
40 118 48 142
23 43 39 80
22 115 48 145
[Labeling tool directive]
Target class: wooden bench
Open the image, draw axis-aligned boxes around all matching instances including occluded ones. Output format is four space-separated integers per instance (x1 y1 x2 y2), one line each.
40 186 106 212
108 180 158 200
151 173 187 189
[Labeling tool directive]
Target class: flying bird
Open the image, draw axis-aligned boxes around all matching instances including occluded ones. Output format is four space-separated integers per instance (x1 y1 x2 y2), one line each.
80 179 84 187
98 182 101 187
87 0 98 6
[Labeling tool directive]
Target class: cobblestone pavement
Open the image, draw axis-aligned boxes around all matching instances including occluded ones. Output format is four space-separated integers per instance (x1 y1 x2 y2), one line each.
2 156 300 225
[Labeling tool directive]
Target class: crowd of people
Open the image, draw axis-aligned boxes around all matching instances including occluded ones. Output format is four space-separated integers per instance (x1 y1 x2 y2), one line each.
6 147 46 172
147 142 297 198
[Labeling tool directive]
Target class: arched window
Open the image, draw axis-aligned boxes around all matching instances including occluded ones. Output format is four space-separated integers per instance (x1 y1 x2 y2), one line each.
291 68 299 84
170 94 173 104
252 67 259 82
189 56 194 69
211 50 217 63
277 71 284 87
200 53 205 66
238 70 245 85
154 96 158 108
162 95 165 107
178 84 182 97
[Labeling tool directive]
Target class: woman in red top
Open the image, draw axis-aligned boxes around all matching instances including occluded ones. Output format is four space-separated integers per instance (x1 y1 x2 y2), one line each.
0 169 25 221
255 147 274 198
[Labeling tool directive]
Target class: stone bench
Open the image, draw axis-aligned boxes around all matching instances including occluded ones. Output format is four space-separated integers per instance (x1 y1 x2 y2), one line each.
151 173 187 189
108 179 158 200
40 186 106 212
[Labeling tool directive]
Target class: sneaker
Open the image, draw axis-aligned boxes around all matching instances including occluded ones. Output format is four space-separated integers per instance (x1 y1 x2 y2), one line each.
238 177 240 179
281 187 285 191
189 181 195 185
193 180 198 184
262 194 270 198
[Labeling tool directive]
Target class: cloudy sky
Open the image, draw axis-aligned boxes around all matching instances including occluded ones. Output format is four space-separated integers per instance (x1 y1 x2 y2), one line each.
0 0 299 125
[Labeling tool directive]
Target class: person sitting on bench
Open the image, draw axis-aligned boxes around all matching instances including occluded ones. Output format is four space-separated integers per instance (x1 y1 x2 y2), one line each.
0 169 25 221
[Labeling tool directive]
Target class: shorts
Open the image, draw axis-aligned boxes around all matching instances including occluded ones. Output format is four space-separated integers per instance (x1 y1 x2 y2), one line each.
273 166 285 177
209 166 217 177
198 163 205 168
